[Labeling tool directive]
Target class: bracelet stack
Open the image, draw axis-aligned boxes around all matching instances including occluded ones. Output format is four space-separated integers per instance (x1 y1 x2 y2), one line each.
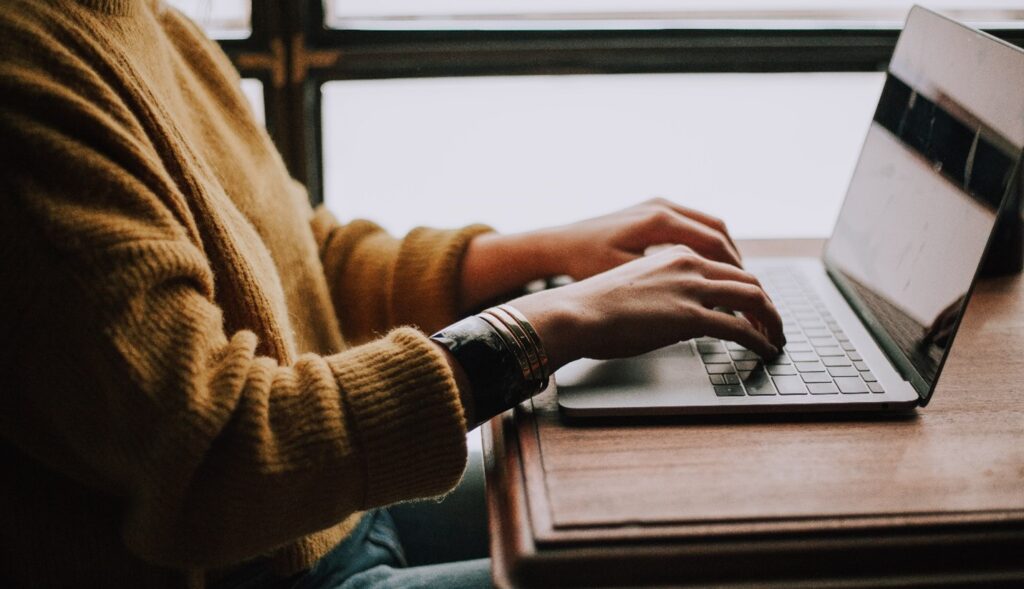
478 305 550 396
430 304 550 423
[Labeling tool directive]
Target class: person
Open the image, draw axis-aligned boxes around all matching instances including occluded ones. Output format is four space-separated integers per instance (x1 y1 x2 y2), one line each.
0 1 784 587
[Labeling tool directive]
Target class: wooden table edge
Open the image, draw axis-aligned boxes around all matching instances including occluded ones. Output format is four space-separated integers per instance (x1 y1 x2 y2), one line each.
487 402 1024 588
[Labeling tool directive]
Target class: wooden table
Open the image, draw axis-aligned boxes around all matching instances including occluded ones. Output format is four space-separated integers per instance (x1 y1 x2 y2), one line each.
483 239 1024 588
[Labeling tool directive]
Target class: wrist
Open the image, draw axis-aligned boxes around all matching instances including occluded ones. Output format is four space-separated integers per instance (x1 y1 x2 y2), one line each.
430 311 549 427
510 227 568 278
460 230 566 313
507 288 581 372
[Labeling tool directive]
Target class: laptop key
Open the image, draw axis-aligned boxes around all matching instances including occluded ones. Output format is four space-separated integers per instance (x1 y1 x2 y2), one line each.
767 355 792 365
784 343 813 353
701 353 732 364
743 369 776 396
835 377 869 394
822 356 851 367
801 372 833 383
767 364 797 376
724 373 741 385
705 363 736 374
868 382 885 393
725 341 748 351
789 351 818 362
827 366 858 377
734 360 760 371
860 371 877 382
808 382 840 394
840 341 858 351
795 361 826 372
773 375 808 395
816 346 846 356
853 361 869 371
848 351 863 361
731 350 760 361
698 341 725 354
804 328 831 338
714 385 745 397
709 374 726 385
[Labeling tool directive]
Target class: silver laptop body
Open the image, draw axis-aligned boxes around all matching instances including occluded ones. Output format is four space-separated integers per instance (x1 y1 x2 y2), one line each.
558 6 1024 417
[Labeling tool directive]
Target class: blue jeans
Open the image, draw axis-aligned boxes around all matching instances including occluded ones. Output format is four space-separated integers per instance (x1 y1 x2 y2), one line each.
294 509 492 589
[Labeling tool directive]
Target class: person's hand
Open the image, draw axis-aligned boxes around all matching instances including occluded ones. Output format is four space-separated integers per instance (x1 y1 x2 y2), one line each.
460 198 743 313
538 197 742 280
509 246 784 371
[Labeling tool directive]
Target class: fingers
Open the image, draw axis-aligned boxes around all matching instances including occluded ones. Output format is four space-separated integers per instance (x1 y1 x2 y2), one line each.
693 308 779 359
695 279 785 349
695 257 762 287
645 210 743 268
688 258 783 346
646 197 741 260
658 250 783 347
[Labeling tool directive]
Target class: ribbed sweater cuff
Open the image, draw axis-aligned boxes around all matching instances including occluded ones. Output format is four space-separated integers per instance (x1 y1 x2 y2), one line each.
327 327 468 507
393 224 494 332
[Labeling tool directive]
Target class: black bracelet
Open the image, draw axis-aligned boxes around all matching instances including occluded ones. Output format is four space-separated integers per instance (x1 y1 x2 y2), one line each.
430 315 532 423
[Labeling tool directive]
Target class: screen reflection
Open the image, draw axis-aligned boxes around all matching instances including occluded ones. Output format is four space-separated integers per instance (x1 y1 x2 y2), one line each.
825 72 1019 395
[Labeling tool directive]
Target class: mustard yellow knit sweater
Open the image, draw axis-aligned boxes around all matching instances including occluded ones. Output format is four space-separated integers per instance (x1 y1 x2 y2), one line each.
0 1 491 586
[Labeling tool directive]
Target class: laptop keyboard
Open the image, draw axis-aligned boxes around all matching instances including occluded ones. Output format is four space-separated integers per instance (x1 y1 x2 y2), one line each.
698 267 885 397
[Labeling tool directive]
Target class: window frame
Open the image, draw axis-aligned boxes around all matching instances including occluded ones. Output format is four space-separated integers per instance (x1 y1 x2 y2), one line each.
221 1 1024 204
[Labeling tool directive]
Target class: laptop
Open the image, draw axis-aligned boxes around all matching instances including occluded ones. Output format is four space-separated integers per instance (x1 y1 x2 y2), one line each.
557 6 1024 417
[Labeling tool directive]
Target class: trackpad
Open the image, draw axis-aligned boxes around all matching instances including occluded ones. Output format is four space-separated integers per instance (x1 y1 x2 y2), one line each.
556 342 711 412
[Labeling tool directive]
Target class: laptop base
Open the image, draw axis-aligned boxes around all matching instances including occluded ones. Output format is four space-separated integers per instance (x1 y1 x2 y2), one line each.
556 258 920 418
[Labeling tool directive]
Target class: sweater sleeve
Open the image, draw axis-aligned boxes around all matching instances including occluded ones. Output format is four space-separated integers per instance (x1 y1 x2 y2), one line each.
310 207 493 344
0 26 467 570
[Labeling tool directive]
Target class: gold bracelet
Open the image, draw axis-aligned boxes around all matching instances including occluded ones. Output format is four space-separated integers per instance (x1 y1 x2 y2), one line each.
497 304 550 382
487 307 543 382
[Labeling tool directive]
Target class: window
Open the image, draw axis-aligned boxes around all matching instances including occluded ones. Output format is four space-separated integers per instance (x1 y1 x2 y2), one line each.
165 0 252 39
322 72 883 238
314 2 1023 237
199 2 1024 235
326 0 1024 31
239 79 266 126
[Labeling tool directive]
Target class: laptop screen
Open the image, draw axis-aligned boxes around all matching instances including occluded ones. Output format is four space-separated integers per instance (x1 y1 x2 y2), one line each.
823 6 1024 403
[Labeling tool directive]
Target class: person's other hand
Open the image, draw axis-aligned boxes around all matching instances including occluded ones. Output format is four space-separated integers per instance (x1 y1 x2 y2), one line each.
510 246 785 371
538 197 742 280
460 198 743 313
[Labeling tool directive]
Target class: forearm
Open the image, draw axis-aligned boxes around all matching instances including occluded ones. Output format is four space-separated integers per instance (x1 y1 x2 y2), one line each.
459 230 564 314
313 208 494 337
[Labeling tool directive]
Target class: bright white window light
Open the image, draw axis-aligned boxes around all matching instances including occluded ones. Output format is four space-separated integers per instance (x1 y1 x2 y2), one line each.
166 0 252 39
322 72 884 239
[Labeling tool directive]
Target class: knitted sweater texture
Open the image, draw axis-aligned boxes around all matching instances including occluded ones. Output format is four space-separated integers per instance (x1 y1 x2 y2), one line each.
0 1 490 586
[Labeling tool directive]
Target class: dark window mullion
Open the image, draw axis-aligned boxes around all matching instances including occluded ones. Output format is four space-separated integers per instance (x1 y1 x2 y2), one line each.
298 0 1024 205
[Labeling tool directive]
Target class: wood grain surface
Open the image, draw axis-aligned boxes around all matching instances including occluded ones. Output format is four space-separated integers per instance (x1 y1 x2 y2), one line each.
485 239 1024 588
